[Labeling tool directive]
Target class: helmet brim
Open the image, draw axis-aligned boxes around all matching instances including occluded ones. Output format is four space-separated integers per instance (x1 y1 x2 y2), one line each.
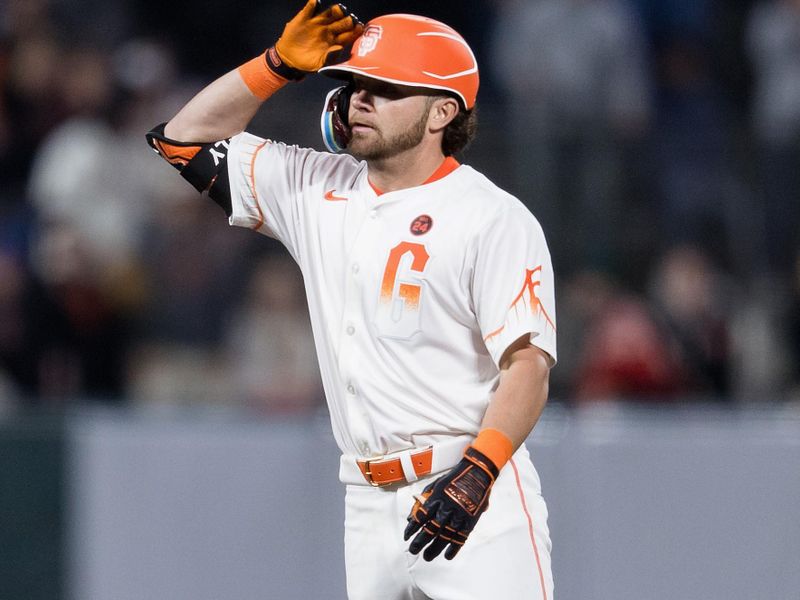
318 64 469 110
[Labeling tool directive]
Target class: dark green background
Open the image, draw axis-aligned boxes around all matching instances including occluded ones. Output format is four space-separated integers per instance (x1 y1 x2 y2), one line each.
0 415 65 600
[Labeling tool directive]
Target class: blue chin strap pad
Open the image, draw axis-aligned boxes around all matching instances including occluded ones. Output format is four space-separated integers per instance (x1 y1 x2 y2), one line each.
320 84 353 153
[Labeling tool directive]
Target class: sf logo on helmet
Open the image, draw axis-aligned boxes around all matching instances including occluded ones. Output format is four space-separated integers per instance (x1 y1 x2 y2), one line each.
357 25 383 56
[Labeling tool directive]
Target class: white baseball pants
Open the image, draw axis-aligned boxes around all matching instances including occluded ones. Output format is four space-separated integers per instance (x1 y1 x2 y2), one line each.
343 444 553 600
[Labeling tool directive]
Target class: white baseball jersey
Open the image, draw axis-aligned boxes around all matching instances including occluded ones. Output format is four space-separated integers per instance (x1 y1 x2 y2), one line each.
225 133 557 460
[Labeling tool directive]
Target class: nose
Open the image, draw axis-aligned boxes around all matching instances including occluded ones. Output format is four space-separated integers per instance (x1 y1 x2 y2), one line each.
350 86 373 111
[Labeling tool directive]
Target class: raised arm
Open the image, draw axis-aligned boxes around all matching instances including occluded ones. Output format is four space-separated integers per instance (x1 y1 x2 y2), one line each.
164 0 362 142
164 69 265 143
145 1 362 213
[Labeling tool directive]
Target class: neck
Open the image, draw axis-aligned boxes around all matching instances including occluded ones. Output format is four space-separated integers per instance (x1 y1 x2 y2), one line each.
366 141 447 194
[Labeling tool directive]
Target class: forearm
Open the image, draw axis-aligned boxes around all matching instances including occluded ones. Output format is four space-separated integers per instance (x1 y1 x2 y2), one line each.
165 69 267 142
405 342 551 561
162 1 362 143
480 343 551 452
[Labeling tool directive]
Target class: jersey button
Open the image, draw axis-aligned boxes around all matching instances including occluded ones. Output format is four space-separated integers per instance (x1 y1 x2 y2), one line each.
347 384 356 395
351 263 360 274
346 325 355 335
369 210 378 219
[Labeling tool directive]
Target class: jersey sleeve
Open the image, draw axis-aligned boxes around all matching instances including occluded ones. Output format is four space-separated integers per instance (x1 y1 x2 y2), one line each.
225 131 355 260
471 204 557 367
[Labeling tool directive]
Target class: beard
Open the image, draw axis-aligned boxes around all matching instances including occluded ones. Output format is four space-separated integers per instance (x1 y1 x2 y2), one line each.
348 106 429 161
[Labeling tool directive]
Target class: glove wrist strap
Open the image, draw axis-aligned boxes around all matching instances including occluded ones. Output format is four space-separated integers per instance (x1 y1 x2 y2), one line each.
470 428 514 472
267 44 306 80
237 49 296 101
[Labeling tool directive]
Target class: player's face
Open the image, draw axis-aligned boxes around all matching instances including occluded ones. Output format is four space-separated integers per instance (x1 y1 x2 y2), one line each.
347 76 434 161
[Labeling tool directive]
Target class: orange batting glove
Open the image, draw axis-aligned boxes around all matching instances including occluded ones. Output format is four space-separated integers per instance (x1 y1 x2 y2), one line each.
275 0 364 73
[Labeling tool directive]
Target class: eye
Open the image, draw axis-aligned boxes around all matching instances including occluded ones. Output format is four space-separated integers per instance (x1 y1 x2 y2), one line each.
377 85 405 100
353 79 405 100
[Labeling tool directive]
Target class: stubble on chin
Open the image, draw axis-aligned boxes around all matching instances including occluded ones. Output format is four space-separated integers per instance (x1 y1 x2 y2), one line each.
348 129 383 161
348 107 429 161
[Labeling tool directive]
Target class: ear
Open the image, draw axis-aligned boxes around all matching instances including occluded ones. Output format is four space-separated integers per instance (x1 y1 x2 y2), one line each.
428 97 460 133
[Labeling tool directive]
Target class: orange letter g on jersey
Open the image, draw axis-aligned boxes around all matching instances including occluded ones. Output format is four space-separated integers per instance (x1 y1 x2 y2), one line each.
376 242 430 339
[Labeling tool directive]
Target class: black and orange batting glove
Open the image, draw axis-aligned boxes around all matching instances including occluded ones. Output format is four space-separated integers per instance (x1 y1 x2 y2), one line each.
404 428 514 561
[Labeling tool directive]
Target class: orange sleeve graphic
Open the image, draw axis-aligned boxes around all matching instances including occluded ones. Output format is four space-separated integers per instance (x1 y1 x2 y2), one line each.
484 265 555 342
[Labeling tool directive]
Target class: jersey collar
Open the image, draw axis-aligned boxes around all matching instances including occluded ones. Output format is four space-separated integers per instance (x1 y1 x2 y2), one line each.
368 156 461 196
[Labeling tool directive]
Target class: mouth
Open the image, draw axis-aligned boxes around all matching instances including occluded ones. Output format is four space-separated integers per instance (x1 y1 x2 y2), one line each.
351 125 373 136
349 120 374 133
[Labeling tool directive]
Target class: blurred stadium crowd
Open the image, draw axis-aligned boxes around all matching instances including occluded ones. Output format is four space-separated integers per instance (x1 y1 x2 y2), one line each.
1 0 799 411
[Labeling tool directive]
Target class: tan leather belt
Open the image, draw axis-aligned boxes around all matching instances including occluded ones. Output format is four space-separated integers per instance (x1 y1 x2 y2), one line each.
357 447 433 486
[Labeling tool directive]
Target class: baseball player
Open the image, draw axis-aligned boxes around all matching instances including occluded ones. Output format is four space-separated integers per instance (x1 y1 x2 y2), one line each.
146 2 556 598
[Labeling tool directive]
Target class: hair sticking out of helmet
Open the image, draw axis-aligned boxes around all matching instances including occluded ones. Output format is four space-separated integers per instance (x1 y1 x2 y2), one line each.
318 14 479 110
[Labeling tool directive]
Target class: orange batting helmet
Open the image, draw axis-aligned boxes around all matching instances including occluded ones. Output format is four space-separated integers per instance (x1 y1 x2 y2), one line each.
318 14 480 110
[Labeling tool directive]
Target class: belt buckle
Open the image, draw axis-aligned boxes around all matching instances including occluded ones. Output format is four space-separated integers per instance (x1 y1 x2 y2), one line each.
361 455 386 487
361 446 432 487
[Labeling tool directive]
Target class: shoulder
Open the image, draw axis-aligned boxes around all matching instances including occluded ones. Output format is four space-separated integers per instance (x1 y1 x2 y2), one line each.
451 165 543 232
229 132 364 181
232 132 358 166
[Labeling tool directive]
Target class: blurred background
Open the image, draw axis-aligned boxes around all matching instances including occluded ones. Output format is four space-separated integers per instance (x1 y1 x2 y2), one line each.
0 0 799 599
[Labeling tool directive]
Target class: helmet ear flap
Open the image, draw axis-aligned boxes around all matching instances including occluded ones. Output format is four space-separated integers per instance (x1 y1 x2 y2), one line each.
320 83 354 153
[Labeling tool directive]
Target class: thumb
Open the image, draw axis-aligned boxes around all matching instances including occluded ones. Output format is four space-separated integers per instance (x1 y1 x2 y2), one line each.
403 518 422 541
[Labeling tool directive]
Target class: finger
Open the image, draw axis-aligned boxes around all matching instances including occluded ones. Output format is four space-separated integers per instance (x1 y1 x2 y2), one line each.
329 13 359 34
334 28 362 47
441 521 469 548
408 527 436 555
403 518 422 541
299 0 318 19
403 499 430 540
444 542 464 560
325 44 344 59
409 516 441 553
423 536 450 561
408 491 432 516
407 496 430 519
318 3 347 23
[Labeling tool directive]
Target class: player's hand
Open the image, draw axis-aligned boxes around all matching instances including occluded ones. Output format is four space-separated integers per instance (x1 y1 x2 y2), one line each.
404 446 499 561
275 0 364 73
